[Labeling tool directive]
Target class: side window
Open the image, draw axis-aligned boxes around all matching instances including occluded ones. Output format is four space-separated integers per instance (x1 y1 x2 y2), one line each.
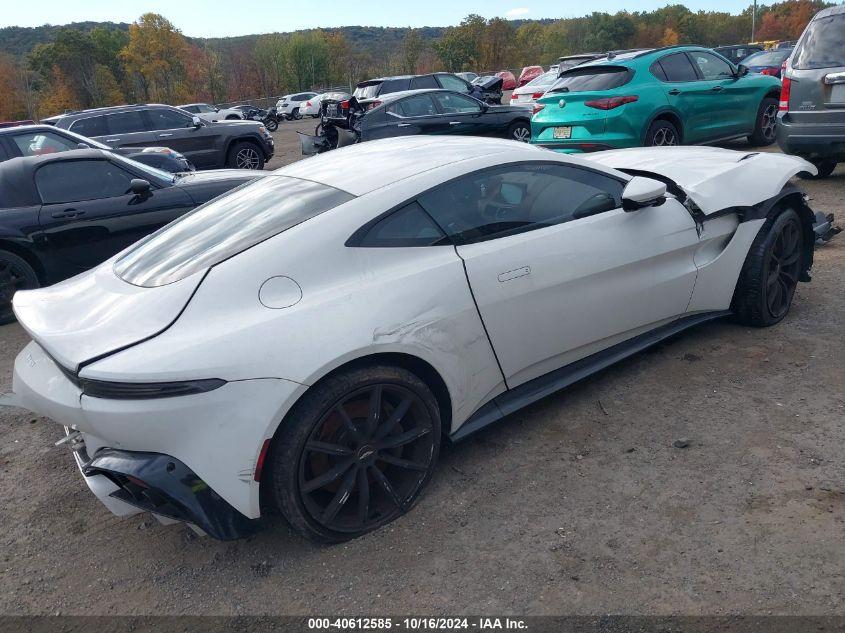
147 108 192 131
0 143 9 161
411 75 439 90
388 94 438 117
658 53 699 82
689 51 734 79
35 159 135 204
649 61 668 81
432 92 481 113
418 163 624 244
182 105 199 113
69 115 107 137
359 202 446 247
11 132 78 156
437 74 470 92
107 110 148 134
379 79 410 95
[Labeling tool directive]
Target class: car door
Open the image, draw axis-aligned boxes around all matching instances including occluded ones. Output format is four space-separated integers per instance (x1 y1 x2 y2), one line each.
653 52 713 143
430 92 492 136
144 107 222 168
34 157 195 272
418 162 700 388
687 50 748 137
370 94 442 139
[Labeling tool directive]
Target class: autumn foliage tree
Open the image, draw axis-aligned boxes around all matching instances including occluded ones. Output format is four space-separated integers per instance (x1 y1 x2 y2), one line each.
121 13 190 103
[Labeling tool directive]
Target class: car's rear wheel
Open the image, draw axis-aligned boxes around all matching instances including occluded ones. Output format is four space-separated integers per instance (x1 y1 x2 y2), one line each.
748 97 778 146
645 120 679 146
269 365 441 543
291 108 302 120
226 141 264 170
732 208 803 327
508 121 531 142
0 250 39 326
798 159 837 180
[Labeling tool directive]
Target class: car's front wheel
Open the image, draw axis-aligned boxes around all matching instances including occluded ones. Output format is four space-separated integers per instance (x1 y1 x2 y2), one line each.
226 141 265 170
269 365 441 543
748 97 778 146
645 119 679 146
508 121 531 142
732 208 803 327
0 250 39 326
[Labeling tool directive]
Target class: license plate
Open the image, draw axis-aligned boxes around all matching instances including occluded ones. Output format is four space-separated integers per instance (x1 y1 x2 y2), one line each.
553 126 572 139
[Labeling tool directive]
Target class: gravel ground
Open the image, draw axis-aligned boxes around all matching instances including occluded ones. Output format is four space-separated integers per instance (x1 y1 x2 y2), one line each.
0 124 843 616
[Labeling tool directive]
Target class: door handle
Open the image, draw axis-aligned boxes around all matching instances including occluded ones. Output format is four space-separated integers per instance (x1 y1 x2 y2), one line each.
397 123 411 127
667 89 681 96
158 133 173 137
50 209 85 219
498 266 531 282
105 138 121 143
449 121 462 125
711 85 724 92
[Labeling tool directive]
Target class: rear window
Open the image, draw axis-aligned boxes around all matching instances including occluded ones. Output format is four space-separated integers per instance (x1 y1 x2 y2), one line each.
548 67 631 93
353 83 381 99
793 14 845 70
114 176 354 287
742 50 791 66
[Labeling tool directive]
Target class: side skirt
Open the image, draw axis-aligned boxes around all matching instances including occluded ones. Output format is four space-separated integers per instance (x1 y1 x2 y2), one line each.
449 310 732 442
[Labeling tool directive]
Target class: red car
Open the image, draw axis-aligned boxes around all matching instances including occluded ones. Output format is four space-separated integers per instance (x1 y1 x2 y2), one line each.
517 66 544 87
496 70 517 91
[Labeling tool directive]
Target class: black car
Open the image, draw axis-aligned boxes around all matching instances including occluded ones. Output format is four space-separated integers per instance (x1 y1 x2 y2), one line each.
0 124 193 173
712 44 764 65
0 149 265 323
354 72 502 104
361 89 531 142
42 104 275 170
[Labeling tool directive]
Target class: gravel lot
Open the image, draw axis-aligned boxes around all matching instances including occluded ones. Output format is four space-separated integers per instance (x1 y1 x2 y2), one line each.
1 123 843 616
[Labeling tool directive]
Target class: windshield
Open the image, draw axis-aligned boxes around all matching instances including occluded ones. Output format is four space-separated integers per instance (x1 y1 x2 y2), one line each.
353 84 380 99
109 152 176 184
58 128 110 150
743 50 791 66
794 14 845 69
526 71 558 87
548 67 631 93
114 175 354 287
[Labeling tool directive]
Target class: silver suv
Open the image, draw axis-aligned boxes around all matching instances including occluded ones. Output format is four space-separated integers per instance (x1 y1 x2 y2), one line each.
777 5 845 178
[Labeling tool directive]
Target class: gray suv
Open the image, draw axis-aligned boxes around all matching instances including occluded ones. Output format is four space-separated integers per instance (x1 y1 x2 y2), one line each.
777 5 845 178
42 104 275 170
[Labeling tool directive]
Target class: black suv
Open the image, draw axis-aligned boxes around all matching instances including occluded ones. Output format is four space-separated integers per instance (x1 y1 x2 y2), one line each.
42 104 275 170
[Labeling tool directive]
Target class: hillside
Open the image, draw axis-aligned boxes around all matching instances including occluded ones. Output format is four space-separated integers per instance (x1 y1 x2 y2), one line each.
0 21 130 57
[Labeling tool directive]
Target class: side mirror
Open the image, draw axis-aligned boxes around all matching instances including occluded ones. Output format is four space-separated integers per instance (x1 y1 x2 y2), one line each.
190 116 204 128
736 64 750 77
622 176 667 212
129 178 151 195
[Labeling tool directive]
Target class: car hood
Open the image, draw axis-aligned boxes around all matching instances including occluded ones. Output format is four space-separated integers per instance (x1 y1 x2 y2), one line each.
581 146 817 215
13 261 206 372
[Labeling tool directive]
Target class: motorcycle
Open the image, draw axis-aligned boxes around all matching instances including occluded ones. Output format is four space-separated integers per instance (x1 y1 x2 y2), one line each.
245 106 280 132
298 94 360 156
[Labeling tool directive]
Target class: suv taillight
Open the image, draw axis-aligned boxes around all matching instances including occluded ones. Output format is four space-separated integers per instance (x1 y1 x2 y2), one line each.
584 95 638 110
779 77 791 111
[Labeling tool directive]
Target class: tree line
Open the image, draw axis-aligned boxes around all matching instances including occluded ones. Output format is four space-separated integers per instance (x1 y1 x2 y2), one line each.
0 1 829 122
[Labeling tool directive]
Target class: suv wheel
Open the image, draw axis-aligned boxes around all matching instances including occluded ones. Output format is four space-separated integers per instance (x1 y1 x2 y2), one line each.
798 160 837 180
645 120 679 146
227 141 264 170
748 97 778 146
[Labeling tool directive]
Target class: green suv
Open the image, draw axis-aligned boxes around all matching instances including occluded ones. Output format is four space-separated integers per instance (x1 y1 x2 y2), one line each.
531 46 782 152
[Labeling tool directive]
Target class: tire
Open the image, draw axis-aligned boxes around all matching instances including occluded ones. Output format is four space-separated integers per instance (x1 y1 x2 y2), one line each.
508 120 531 142
645 119 679 146
268 364 441 543
226 141 265 170
747 97 778 147
798 159 837 180
732 208 803 328
291 108 302 120
0 249 39 326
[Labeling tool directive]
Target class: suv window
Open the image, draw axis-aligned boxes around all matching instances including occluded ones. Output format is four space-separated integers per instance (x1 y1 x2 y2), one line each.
433 92 481 113
147 108 192 131
548 67 631 93
689 51 735 79
69 115 107 137
359 202 446 247
793 14 845 70
35 159 134 204
389 94 438 117
410 75 438 90
417 163 624 244
11 131 78 156
379 79 411 95
436 74 469 92
107 110 148 134
657 53 699 82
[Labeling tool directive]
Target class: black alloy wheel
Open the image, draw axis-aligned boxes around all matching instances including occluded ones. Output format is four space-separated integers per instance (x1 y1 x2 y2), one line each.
764 214 801 320
297 383 436 535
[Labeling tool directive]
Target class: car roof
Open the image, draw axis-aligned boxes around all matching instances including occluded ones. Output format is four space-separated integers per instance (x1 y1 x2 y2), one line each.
276 136 548 196
816 4 845 18
0 123 65 135
44 103 173 122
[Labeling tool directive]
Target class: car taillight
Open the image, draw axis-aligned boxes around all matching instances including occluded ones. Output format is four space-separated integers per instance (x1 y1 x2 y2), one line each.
340 100 349 109
585 95 639 110
366 100 382 110
532 92 544 99
532 103 546 115
779 77 791 111
760 68 778 76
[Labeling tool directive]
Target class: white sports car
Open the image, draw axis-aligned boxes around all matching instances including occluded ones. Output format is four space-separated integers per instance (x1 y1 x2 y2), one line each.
6 137 819 542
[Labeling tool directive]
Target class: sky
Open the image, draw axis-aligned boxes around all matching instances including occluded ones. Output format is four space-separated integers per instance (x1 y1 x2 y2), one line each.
0 0 758 37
